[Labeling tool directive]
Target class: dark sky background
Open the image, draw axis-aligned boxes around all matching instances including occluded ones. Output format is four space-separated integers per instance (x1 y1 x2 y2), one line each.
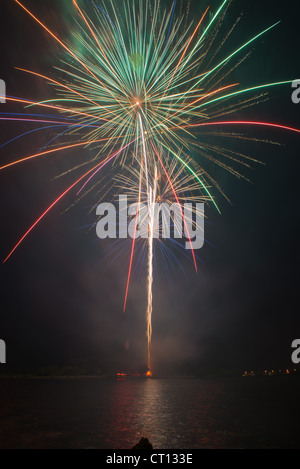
0 0 299 376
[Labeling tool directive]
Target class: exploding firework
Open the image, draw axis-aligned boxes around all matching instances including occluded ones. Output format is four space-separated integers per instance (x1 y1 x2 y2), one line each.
1 0 300 372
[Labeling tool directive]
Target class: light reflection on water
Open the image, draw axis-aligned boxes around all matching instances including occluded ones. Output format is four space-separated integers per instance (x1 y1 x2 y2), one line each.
127 378 224 449
0 377 299 449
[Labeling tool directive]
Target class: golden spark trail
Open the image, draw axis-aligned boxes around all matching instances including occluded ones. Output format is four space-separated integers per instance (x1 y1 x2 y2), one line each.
138 111 156 371
146 167 158 372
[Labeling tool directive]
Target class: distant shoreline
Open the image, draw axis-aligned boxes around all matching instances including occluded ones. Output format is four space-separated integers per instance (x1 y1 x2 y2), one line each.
0 372 298 380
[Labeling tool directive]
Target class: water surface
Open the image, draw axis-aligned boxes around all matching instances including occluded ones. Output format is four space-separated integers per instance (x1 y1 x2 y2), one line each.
0 376 299 449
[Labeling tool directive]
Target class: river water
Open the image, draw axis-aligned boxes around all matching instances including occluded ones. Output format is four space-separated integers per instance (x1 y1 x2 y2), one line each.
0 376 299 449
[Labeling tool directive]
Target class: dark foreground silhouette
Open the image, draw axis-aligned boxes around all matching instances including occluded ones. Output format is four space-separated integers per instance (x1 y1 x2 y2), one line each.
132 438 153 449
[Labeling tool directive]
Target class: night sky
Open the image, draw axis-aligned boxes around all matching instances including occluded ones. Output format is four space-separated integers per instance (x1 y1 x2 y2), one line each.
0 0 299 376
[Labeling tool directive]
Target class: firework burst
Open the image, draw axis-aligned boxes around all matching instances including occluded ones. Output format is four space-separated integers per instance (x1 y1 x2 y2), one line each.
1 0 300 372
